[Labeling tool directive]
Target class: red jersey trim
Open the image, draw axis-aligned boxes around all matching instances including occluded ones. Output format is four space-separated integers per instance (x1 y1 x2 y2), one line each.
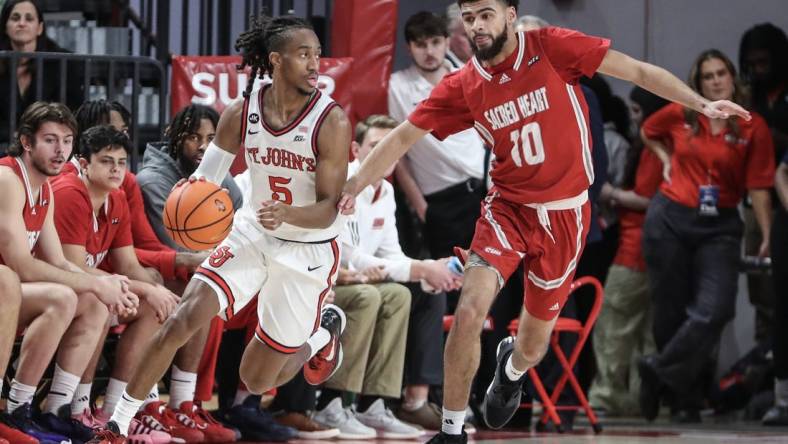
240 95 251 146
471 32 526 82
259 83 323 136
195 267 236 320
310 102 340 159
566 84 594 185
313 239 340 334
254 324 300 354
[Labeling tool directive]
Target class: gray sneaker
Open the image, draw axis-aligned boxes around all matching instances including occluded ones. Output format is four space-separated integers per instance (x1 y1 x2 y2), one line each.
312 398 376 440
355 399 424 439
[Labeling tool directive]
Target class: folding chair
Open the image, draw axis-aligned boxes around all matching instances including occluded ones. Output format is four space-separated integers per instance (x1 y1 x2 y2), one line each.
507 276 604 433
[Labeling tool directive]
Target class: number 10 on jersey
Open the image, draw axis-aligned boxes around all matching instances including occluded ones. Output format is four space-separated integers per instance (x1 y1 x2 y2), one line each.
510 122 545 167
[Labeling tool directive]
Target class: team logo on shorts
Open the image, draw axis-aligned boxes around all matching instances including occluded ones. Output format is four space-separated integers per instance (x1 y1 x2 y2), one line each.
209 246 234 268
484 246 502 256
248 113 260 124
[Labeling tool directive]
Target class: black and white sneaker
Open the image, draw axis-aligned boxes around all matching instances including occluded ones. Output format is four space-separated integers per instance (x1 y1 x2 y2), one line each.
425 431 468 444
482 336 526 429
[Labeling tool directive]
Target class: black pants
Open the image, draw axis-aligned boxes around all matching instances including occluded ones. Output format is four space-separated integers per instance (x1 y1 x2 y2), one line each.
772 208 788 380
403 283 446 386
270 371 317 413
642 193 742 406
424 178 486 259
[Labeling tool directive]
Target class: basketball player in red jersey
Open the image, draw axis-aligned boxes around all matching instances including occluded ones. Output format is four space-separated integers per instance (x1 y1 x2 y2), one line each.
0 102 137 443
90 16 352 443
339 1 751 442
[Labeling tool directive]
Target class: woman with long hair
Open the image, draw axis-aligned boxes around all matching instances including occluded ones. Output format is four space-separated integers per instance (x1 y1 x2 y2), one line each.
0 0 82 151
638 49 775 422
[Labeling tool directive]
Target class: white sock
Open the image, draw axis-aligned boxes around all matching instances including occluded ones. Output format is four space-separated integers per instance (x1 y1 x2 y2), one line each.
402 398 426 412
7 379 36 413
142 384 159 408
776 378 788 407
102 378 128 415
504 355 526 382
233 389 251 407
71 383 93 416
109 392 144 436
168 365 197 409
306 327 331 359
441 408 465 435
45 364 81 414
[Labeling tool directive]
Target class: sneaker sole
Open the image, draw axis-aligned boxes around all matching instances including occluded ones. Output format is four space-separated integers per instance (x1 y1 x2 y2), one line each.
297 429 341 440
336 431 376 440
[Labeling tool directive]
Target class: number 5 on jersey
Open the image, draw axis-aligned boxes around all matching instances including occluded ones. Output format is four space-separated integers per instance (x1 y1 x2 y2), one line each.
269 176 293 204
510 122 545 167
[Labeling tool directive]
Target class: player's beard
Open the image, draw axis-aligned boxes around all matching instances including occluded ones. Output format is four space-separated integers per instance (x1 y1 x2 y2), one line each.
471 24 509 61
179 154 197 177
31 152 62 177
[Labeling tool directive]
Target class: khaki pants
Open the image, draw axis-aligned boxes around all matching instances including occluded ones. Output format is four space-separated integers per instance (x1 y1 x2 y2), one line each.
325 282 411 398
589 265 655 415
743 206 775 343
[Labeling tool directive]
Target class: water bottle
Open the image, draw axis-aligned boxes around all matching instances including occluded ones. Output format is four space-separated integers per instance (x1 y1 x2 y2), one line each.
421 257 464 294
739 255 771 275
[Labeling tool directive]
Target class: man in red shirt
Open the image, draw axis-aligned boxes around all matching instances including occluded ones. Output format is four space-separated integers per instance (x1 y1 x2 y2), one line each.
339 1 750 441
52 125 182 442
0 102 137 444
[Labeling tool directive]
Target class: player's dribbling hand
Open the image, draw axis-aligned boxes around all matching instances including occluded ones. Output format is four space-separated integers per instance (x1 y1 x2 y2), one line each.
257 200 288 230
703 100 751 121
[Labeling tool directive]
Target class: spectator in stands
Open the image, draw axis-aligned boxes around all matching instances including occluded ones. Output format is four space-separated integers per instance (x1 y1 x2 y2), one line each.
739 23 788 344
589 87 668 416
389 12 486 263
0 101 135 443
764 150 788 425
72 100 207 283
0 0 82 152
0 268 34 444
639 50 775 423
313 116 461 440
345 115 463 432
52 125 180 443
444 4 472 68
137 104 243 251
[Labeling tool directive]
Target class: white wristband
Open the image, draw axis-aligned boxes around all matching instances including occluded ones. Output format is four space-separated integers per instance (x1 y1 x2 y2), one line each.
190 142 235 185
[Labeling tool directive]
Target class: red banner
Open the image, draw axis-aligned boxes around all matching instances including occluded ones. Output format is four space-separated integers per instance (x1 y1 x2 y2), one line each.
170 56 355 116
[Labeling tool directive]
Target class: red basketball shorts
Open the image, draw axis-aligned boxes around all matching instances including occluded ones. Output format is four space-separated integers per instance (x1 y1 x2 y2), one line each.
469 190 591 320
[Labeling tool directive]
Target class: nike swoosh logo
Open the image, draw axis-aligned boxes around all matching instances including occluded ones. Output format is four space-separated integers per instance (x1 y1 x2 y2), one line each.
247 129 260 135
308 265 323 272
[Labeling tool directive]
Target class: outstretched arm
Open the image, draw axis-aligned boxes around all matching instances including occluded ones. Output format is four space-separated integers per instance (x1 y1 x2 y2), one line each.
598 50 750 120
339 121 429 213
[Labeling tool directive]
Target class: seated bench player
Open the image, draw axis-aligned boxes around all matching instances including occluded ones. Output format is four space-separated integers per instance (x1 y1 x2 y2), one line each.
0 101 137 444
51 125 182 443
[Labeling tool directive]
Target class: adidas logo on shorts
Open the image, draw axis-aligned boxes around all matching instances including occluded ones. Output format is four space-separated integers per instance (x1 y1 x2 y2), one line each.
549 303 560 311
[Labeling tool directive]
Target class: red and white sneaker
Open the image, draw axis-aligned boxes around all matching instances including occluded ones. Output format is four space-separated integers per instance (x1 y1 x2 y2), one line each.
177 402 237 443
139 401 204 443
127 418 172 444
86 421 126 443
73 407 105 429
304 304 347 385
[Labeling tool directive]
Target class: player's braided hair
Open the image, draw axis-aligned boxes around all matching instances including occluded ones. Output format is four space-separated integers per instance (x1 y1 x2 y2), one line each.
235 14 314 99
164 104 220 160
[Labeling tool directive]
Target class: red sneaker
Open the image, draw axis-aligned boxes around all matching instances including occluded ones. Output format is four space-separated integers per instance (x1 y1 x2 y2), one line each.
304 304 346 385
177 402 237 443
86 421 126 443
0 415 38 444
139 401 204 443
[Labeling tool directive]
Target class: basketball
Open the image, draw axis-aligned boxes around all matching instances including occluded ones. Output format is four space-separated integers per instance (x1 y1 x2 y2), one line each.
163 180 234 251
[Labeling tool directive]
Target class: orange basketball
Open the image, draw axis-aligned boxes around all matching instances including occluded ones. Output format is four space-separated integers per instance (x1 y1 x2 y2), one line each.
163 180 234 251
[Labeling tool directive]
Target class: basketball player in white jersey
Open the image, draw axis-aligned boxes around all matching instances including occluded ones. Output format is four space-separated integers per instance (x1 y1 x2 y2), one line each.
91 15 352 442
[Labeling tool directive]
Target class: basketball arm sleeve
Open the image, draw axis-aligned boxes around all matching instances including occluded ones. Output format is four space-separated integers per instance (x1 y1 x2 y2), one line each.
190 142 235 186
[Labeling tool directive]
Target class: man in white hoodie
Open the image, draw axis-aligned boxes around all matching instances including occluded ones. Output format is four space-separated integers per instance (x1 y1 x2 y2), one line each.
312 115 463 439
